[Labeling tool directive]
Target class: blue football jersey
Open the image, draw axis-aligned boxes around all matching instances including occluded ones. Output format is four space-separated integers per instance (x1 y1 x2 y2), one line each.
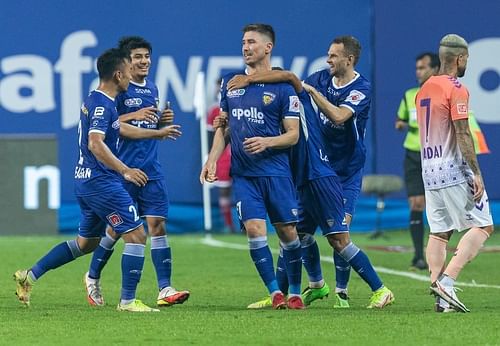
116 79 163 180
291 90 336 187
220 70 300 177
74 90 122 196
305 69 371 177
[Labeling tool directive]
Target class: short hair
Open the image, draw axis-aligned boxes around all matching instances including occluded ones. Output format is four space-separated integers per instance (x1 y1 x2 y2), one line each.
332 36 362 66
118 36 153 55
97 48 129 80
416 52 440 70
439 34 468 63
242 23 275 45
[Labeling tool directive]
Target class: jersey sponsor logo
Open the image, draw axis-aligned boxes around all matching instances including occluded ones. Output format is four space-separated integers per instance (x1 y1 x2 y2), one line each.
74 166 91 179
320 112 344 129
124 98 143 107
345 90 366 105
327 87 340 96
131 119 157 129
262 92 276 105
106 212 123 227
457 103 468 114
227 88 245 98
231 107 264 124
135 88 152 94
289 96 300 112
112 119 120 129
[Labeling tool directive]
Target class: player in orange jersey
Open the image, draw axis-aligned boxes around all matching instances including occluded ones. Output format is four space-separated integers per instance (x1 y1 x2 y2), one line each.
415 34 494 313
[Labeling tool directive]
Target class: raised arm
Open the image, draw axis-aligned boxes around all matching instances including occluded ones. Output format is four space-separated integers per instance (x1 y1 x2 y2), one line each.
227 70 303 94
302 82 353 124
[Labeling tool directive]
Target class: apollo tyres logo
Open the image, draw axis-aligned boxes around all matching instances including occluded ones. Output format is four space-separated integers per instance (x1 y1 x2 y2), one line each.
231 107 264 124
462 37 500 124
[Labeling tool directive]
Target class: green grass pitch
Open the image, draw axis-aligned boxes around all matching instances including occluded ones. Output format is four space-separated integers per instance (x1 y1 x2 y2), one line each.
1 231 500 345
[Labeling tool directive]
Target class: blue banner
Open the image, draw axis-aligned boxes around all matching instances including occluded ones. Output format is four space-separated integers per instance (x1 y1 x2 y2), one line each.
0 0 373 211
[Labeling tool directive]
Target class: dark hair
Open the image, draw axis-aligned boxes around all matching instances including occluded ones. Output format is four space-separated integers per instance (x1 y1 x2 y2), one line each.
332 36 361 66
416 52 440 70
118 36 152 55
97 48 129 80
242 23 275 45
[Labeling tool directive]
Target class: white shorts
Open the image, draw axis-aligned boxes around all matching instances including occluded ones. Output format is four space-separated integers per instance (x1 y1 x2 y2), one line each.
425 181 493 233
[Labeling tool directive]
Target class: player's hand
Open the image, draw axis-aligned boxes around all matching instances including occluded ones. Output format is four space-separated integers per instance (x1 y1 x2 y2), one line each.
158 125 182 140
243 137 271 154
395 120 407 131
132 106 159 123
200 161 217 184
472 174 485 202
227 75 250 91
123 168 148 187
159 108 174 125
302 82 315 93
213 114 228 129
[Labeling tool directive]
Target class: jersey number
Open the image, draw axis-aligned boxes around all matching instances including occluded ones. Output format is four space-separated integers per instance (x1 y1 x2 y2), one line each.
420 98 431 143
129 205 139 221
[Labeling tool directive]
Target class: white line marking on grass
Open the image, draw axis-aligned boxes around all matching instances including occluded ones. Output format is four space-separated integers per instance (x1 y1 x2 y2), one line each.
201 236 500 290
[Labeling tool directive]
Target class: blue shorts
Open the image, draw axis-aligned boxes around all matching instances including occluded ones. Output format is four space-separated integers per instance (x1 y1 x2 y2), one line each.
77 184 142 238
233 176 298 224
123 179 169 219
338 168 363 216
297 176 349 236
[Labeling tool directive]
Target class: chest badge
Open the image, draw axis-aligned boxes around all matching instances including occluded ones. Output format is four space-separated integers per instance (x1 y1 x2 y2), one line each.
263 92 276 105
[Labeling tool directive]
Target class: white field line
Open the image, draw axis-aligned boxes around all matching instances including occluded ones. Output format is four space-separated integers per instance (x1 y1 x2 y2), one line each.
200 236 500 290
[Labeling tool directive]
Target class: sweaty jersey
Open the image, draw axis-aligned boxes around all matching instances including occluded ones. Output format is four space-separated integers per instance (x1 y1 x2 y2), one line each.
291 90 336 187
74 90 122 196
116 79 163 180
415 75 472 190
305 69 371 177
220 70 300 177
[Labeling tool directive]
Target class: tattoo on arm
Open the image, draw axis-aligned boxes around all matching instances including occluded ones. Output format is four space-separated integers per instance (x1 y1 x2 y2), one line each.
454 119 481 176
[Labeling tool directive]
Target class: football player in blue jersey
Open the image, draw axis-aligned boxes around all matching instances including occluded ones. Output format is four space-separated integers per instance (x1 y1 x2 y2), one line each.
226 36 394 309
200 24 305 309
14 48 181 312
84 37 190 308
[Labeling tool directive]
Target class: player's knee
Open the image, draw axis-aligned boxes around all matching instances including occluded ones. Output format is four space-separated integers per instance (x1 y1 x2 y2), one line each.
275 222 298 242
244 221 266 237
432 230 453 241
106 226 120 241
76 237 99 254
147 218 166 237
326 233 350 252
483 224 494 236
122 226 147 244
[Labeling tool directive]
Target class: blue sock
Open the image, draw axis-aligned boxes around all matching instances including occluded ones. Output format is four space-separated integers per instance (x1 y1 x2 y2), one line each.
31 240 84 279
301 234 323 283
121 243 145 302
248 236 279 294
340 242 383 291
151 235 172 290
276 247 289 294
334 250 351 290
88 234 116 279
281 237 302 295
